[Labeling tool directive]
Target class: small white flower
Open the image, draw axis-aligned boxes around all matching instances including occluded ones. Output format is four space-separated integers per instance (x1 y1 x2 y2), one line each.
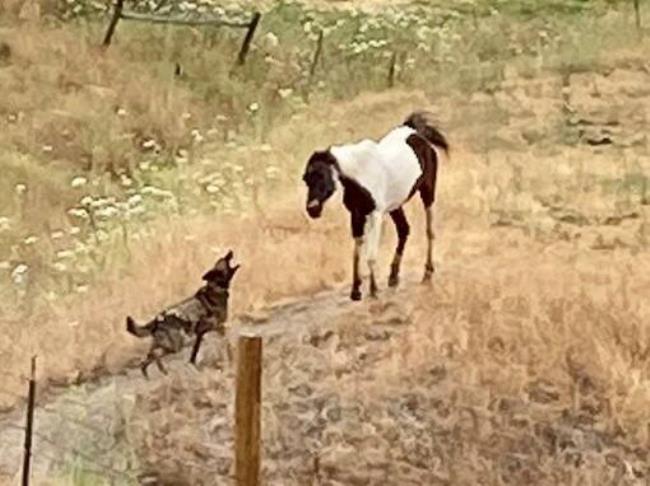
23 235 38 245
262 32 279 50
75 284 89 294
0 217 10 231
142 139 157 149
116 107 127 117
278 88 293 99
51 230 64 240
42 145 54 153
181 112 192 120
259 144 272 153
206 185 220 194
191 129 204 143
247 102 260 113
139 161 151 171
56 250 75 259
15 184 27 195
69 226 81 235
53 262 67 272
11 263 28 285
80 196 93 207
120 175 133 187
67 208 88 219
128 194 143 206
71 176 88 188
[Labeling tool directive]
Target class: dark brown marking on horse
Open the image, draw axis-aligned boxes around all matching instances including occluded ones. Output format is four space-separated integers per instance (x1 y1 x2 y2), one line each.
405 133 439 207
388 207 410 287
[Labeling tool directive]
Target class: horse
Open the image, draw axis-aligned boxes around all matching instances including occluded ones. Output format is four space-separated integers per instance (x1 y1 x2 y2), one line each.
302 112 449 301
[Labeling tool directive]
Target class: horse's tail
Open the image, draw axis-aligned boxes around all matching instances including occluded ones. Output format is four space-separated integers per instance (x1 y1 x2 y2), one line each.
403 111 449 156
126 316 154 338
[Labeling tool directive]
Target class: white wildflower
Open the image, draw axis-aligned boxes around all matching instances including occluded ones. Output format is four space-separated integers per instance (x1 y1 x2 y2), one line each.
69 226 81 235
247 102 260 113
80 196 94 207
71 176 88 188
128 194 143 206
15 183 26 195
0 216 10 232
116 107 127 117
51 230 64 240
206 185 220 194
75 284 89 294
278 88 293 99
11 263 28 285
262 32 279 50
139 161 151 171
56 249 75 259
67 208 88 219
42 145 53 153
23 235 38 245
53 262 67 272
191 129 204 143
142 139 157 149
181 112 192 121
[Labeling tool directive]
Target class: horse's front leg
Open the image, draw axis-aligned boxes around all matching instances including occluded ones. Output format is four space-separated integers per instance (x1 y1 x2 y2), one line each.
350 212 366 301
365 211 383 298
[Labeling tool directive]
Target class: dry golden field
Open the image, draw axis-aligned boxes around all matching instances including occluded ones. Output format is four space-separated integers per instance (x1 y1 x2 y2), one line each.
0 0 649 484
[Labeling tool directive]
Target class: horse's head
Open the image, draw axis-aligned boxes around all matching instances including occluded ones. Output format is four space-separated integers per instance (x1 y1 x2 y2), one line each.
302 150 337 219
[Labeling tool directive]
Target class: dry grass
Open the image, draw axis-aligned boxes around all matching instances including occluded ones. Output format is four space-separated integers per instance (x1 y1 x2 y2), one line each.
0 1 649 483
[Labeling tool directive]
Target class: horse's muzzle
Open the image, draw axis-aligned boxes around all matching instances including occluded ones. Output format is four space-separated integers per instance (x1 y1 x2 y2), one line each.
306 200 323 219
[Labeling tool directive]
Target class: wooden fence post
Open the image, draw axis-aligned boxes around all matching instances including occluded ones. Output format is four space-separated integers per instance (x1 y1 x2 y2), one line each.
387 51 397 88
237 12 261 65
309 30 324 79
235 335 262 486
102 0 125 47
633 0 642 30
21 356 36 486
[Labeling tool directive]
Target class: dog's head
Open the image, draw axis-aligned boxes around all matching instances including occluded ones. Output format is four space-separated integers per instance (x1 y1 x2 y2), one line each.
202 250 240 288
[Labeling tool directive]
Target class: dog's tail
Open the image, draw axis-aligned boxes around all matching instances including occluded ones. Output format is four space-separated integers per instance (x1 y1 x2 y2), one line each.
403 111 449 156
126 316 154 338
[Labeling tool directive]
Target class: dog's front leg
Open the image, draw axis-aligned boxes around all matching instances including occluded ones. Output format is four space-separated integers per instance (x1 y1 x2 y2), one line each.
189 332 205 365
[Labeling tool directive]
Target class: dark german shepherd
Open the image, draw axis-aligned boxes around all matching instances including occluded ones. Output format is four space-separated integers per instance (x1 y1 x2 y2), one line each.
126 250 240 378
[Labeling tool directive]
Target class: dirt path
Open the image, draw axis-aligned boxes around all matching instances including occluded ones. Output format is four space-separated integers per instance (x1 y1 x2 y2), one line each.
0 282 359 482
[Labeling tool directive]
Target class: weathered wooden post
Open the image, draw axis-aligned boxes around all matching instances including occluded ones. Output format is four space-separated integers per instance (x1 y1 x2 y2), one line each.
633 0 642 31
21 356 36 486
102 0 125 47
309 29 324 78
387 51 397 88
235 335 262 486
237 12 262 65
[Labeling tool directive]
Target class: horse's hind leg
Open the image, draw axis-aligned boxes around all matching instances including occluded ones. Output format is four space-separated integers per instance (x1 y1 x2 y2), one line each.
422 203 435 282
388 208 410 287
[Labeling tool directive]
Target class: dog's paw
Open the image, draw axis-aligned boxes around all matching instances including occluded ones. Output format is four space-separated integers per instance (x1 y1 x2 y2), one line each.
350 289 362 301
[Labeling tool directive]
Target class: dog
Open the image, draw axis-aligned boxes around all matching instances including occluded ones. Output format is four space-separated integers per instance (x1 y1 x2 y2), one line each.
126 250 240 378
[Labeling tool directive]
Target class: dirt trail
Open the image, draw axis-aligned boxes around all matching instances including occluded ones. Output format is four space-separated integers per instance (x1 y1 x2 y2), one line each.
0 280 368 482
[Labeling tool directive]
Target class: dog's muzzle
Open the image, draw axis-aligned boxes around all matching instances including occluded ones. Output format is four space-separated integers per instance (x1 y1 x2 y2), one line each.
306 199 323 219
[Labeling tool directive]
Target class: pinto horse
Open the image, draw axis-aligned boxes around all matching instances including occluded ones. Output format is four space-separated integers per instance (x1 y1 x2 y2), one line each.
302 112 449 301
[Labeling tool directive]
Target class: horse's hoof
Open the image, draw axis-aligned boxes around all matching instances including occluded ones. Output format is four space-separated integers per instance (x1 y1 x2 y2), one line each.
350 289 362 301
388 275 399 287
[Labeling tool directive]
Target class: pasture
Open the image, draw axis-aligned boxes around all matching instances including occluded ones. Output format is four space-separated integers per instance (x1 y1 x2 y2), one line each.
0 0 649 484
